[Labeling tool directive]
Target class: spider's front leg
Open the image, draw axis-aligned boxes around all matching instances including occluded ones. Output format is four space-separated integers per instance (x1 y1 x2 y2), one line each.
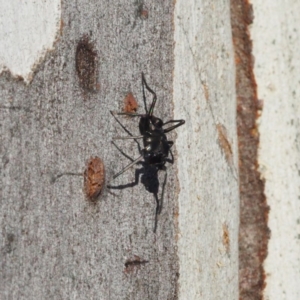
162 119 185 133
142 73 157 117
113 112 145 117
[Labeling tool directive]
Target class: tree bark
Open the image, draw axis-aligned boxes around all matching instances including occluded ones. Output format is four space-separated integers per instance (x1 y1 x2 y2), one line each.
251 1 300 299
174 0 239 299
0 0 239 299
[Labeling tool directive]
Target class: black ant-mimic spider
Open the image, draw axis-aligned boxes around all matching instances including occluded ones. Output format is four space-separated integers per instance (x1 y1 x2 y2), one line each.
109 73 185 232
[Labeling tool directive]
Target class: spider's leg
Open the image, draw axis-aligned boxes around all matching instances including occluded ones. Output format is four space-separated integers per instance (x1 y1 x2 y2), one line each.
108 142 143 188
110 111 142 152
115 112 144 117
112 154 144 180
163 119 185 133
166 142 174 164
141 73 148 114
113 135 144 140
111 141 135 162
107 167 143 190
142 73 157 117
110 111 135 136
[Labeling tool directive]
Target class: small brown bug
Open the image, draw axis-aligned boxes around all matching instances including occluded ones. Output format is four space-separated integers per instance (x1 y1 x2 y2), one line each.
123 92 138 113
84 156 105 200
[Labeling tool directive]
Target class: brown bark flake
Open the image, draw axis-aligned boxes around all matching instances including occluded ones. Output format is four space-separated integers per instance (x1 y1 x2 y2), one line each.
230 1 270 299
75 35 99 92
217 123 233 168
123 92 138 113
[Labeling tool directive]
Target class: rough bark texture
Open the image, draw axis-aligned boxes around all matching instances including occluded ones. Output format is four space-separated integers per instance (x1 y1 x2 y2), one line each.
1 0 241 299
1 1 180 299
230 1 270 299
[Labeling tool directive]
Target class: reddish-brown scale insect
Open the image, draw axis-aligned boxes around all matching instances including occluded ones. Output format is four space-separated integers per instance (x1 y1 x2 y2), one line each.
123 92 138 113
84 156 105 200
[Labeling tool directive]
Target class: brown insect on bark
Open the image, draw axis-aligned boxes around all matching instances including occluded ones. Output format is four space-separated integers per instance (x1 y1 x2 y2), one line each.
123 92 138 113
84 156 105 201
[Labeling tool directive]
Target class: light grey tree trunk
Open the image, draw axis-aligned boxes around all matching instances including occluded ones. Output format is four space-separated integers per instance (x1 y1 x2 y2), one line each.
174 1 239 299
251 1 300 299
0 0 239 299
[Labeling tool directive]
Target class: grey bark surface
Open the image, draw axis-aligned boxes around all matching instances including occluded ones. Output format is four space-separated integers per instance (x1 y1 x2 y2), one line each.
1 1 179 299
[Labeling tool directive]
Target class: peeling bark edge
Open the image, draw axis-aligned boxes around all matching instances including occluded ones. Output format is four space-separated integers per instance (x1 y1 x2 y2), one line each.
230 1 270 299
0 2 61 84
